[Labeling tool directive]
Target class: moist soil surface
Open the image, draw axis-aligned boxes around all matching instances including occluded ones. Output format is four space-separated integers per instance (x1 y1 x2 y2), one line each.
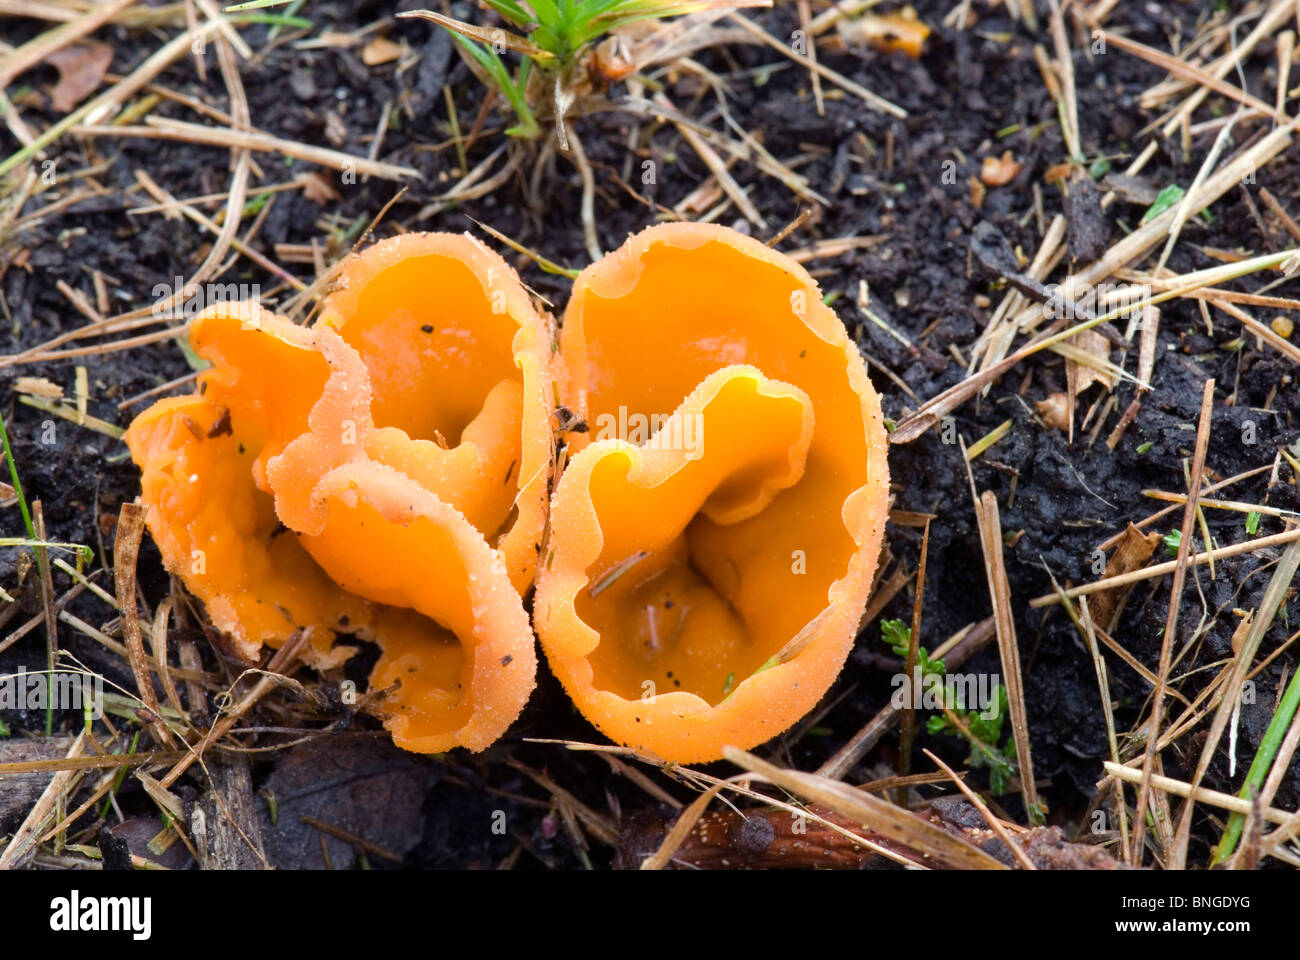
2 0 1299 869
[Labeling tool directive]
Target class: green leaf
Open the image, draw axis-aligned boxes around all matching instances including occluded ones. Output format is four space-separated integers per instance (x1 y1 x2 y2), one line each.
483 0 537 28
1142 183 1186 224
879 619 945 677
577 0 633 17
1245 510 1261 535
530 23 566 58
449 33 539 138
880 618 911 656
1162 529 1182 556
230 11 312 27
527 0 564 32
242 191 272 217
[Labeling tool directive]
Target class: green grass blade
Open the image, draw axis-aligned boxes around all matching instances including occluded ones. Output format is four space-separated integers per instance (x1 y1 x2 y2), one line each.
1213 664 1300 863
449 34 539 139
0 407 34 540
527 0 563 29
484 0 536 28
223 0 294 9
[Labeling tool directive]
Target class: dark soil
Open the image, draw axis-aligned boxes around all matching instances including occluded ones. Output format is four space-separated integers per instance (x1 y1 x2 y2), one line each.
2 0 1299 869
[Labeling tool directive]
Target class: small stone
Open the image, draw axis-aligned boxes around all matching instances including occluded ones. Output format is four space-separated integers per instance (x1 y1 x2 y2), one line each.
290 69 316 101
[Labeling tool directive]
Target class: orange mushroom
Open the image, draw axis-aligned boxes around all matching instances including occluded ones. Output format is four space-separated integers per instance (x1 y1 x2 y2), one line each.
124 301 363 667
124 230 556 753
311 232 557 594
536 223 890 763
838 12 932 60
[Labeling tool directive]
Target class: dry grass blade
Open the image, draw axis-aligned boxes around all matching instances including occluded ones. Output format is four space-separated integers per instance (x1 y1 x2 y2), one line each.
923 749 1035 869
563 118 602 261
159 630 307 789
723 747 1008 869
1078 597 1131 861
471 216 578 278
0 731 86 870
787 234 887 263
974 491 1039 819
1103 29 1282 123
1155 114 1238 274
1168 536 1300 869
726 12 905 118
507 758 619 848
1256 688 1300 829
653 92 762 227
1031 522 1300 609
1046 0 1081 160
0 750 182 775
71 116 421 181
397 9 556 60
1150 0 1295 138
113 503 174 748
1258 186 1300 243
147 34 251 329
299 815 402 863
150 597 188 726
0 0 135 88
894 125 1296 445
0 20 224 179
1103 762 1294 828
1049 580 1166 693
639 780 727 869
598 752 682 809
795 0 824 115
133 171 306 292
31 503 58 722
1131 378 1214 865
1143 491 1297 520
1212 298 1300 367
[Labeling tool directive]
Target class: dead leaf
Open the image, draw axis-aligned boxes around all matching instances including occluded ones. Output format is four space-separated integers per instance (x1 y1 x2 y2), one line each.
981 150 1021 187
257 735 434 870
300 171 340 204
13 377 63 399
1043 162 1074 186
1089 524 1160 632
104 817 193 870
362 36 402 66
1066 328 1116 397
45 42 114 113
0 737 75 832
313 31 359 49
324 111 348 147
1035 392 1070 431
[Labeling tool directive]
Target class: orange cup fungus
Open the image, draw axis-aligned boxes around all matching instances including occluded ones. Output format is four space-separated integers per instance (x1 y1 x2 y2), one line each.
536 223 890 763
124 233 558 753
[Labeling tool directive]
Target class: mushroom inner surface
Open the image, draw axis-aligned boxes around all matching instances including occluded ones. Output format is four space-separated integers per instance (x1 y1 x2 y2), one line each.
328 253 522 447
574 369 815 706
